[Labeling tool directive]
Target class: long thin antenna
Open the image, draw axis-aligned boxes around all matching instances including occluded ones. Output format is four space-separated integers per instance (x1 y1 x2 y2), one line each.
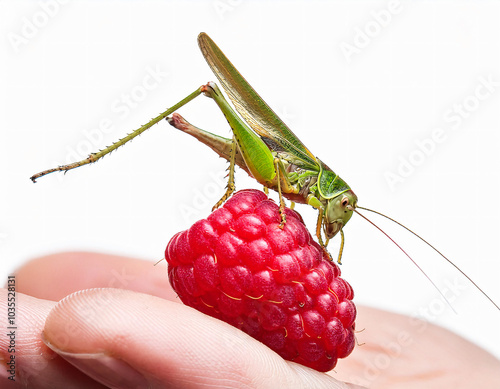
357 206 500 311
349 206 457 313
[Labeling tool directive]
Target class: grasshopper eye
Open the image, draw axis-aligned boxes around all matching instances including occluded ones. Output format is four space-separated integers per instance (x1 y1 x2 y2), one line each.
341 197 349 207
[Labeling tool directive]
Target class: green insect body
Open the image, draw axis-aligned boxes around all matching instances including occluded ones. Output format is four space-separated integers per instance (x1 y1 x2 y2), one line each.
195 34 358 248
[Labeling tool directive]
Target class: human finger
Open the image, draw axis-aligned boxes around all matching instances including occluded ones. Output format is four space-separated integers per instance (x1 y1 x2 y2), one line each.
0 289 106 388
43 288 364 389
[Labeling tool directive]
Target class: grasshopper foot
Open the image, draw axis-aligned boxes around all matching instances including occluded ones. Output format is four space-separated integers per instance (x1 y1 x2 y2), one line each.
212 184 235 211
278 209 286 229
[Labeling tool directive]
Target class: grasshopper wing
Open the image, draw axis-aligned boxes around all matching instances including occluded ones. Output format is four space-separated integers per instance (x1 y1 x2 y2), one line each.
198 33 319 171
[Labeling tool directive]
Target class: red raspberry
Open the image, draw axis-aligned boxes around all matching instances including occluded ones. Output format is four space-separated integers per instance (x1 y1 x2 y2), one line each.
165 189 356 372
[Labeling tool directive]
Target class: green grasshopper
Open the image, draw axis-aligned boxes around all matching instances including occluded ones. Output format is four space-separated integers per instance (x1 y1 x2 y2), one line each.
31 32 357 263
31 33 499 310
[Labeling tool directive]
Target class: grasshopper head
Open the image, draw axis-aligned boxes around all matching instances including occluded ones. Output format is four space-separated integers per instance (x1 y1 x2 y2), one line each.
324 190 358 239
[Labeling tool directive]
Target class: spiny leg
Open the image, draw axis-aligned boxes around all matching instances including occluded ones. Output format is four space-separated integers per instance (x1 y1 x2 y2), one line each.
212 135 237 211
274 157 286 228
315 207 325 247
166 113 248 173
30 87 205 182
315 207 334 262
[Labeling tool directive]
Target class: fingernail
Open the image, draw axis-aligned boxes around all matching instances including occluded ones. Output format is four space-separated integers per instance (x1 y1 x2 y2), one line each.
43 337 148 389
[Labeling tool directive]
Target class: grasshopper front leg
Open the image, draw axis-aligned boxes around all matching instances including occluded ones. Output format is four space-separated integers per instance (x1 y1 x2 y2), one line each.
307 195 335 262
274 157 291 228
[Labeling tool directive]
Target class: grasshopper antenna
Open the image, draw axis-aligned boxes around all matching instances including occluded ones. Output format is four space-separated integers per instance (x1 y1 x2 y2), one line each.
348 205 457 312
355 205 500 312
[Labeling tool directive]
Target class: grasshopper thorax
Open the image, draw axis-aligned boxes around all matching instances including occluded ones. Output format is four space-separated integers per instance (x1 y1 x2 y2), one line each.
324 190 358 239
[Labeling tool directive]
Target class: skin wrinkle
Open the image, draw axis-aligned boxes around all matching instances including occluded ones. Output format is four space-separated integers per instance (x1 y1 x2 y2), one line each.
164 314 274 389
67 289 141 341
245 352 290 388
170 361 346 389
0 290 107 389
52 289 135 336
172 374 253 389
0 293 52 357
149 370 248 389
290 363 356 389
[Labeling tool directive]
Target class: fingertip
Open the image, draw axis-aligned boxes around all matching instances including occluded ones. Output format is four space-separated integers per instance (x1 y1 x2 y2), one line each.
0 289 106 388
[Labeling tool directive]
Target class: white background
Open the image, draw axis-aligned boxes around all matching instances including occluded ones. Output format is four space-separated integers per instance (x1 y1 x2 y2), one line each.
2 0 500 364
